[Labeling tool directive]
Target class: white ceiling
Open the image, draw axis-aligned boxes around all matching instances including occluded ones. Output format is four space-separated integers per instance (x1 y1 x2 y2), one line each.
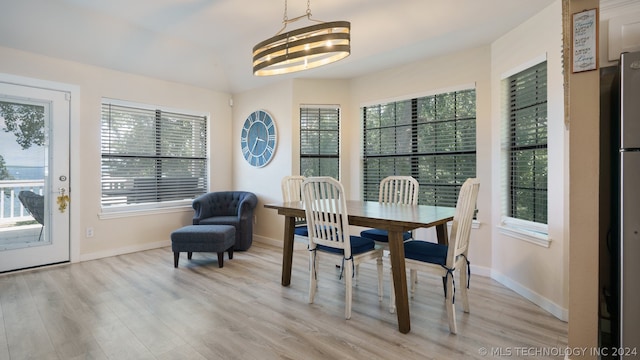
0 0 557 94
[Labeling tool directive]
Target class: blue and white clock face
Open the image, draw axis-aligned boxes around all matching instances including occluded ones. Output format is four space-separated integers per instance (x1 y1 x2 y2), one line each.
241 110 277 168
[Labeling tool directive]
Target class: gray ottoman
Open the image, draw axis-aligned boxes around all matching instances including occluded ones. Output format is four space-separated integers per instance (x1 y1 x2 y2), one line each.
171 225 236 268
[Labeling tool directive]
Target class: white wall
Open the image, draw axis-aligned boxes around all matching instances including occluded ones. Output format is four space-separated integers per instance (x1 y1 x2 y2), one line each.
0 46 233 260
490 0 567 319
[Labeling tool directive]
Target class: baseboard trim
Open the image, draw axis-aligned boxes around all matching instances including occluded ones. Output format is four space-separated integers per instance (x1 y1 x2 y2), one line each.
79 236 294 264
80 239 171 262
254 235 307 250
491 270 568 321
470 264 492 278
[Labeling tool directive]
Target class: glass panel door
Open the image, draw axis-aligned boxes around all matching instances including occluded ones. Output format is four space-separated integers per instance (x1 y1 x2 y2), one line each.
0 82 70 272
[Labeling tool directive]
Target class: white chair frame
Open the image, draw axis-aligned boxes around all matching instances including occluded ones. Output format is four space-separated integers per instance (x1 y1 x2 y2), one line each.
302 176 384 320
281 175 308 243
390 178 480 334
379 175 419 206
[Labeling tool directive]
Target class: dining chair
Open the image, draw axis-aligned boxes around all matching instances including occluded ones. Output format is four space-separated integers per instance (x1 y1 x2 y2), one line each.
301 176 384 319
389 177 480 334
360 176 419 246
281 175 308 242
359 175 419 301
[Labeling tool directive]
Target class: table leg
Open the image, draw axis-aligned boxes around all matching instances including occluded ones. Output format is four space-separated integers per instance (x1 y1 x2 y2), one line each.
281 215 295 286
435 223 449 245
388 229 410 333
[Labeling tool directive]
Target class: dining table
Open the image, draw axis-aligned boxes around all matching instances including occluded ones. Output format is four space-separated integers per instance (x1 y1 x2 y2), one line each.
264 200 456 334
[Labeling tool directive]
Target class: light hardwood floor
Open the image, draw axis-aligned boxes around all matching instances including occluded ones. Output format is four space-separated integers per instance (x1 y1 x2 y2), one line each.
0 242 567 360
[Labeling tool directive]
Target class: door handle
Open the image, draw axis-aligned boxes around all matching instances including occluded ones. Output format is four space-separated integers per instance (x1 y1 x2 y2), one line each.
57 187 70 213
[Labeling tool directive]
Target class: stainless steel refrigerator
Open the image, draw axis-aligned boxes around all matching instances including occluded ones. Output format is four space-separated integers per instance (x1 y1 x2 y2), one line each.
614 50 640 353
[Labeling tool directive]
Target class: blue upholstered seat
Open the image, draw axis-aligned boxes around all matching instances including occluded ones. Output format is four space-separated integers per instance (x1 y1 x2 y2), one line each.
198 215 238 226
192 191 258 251
294 225 309 237
403 240 448 266
360 228 412 243
317 236 375 255
171 224 236 268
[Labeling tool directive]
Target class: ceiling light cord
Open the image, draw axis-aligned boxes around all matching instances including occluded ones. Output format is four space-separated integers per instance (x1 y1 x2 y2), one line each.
283 0 288 23
277 0 323 35
282 0 314 22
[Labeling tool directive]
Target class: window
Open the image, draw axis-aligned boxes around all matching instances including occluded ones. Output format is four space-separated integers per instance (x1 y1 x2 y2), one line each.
300 106 340 179
100 99 207 210
505 61 547 225
362 89 476 207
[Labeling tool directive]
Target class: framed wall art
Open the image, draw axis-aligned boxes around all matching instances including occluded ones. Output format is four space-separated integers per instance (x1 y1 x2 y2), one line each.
572 8 598 73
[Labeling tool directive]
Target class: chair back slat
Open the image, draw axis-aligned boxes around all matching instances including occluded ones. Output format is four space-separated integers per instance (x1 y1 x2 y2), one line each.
379 176 419 205
302 177 351 257
447 178 480 264
281 176 305 202
281 176 306 225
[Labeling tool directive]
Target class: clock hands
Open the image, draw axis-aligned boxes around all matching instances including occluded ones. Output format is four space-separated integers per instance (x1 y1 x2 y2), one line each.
251 136 265 154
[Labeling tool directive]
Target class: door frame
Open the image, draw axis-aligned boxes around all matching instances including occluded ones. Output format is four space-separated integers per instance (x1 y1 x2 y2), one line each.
0 73 81 265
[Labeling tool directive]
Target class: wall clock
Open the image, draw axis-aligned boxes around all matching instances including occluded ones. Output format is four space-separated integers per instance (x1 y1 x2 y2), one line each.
241 110 277 168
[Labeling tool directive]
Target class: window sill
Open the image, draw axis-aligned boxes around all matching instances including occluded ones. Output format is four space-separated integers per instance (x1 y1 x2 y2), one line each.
99 203 193 220
448 220 481 230
497 224 551 248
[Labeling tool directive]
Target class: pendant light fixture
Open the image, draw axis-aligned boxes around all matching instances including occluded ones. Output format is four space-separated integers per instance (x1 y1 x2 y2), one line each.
252 0 350 76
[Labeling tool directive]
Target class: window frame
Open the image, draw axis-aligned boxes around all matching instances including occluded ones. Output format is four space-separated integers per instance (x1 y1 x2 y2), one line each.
498 57 550 247
299 105 340 179
361 86 477 209
99 98 209 218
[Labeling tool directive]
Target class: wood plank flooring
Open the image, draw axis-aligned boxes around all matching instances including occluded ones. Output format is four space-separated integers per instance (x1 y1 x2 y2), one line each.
0 243 567 360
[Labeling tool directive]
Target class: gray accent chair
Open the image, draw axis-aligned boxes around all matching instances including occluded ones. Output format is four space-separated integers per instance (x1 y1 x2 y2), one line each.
192 191 258 251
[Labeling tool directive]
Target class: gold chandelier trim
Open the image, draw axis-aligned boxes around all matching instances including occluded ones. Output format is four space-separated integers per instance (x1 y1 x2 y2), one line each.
253 20 351 76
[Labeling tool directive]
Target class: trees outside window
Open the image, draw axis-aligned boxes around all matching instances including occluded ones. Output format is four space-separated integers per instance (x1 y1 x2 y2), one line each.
505 61 548 224
300 106 340 179
362 89 476 207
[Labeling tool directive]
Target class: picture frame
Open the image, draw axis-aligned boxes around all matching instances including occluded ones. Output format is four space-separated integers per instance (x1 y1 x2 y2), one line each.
572 8 598 73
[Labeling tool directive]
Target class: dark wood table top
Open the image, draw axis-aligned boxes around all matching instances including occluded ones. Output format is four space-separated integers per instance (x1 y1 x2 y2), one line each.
264 200 456 230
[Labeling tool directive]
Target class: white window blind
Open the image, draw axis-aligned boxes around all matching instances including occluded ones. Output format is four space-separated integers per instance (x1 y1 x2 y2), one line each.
362 89 476 207
506 61 547 224
100 101 207 208
300 106 340 179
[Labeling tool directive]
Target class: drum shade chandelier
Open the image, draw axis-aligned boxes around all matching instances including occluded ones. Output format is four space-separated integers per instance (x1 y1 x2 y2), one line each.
252 0 350 76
